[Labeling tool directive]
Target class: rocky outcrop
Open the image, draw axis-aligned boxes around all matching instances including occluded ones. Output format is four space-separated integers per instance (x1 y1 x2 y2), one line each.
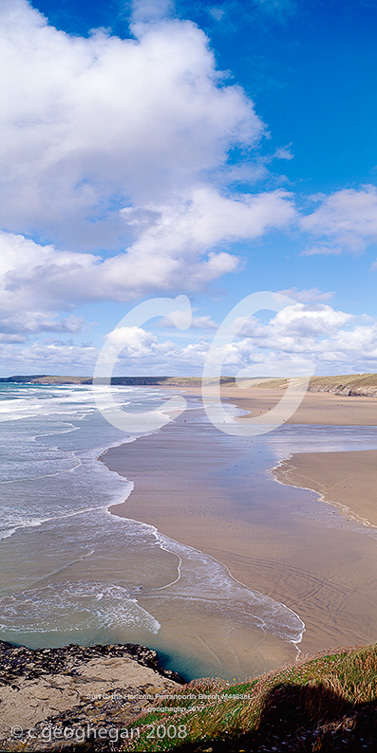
308 383 377 397
0 640 185 751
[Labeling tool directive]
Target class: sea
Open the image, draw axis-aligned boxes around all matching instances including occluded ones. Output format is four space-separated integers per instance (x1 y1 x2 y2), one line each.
1 382 377 679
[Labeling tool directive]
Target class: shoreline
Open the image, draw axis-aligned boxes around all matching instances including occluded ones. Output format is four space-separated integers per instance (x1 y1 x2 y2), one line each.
103 387 377 678
273 448 377 532
104 403 303 679
169 382 377 533
159 383 377 425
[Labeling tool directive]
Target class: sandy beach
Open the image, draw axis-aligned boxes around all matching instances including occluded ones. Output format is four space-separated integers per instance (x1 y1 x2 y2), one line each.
176 383 377 425
102 386 377 680
275 448 377 530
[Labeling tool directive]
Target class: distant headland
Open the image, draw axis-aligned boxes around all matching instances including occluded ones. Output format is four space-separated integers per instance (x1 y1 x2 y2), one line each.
2 373 377 396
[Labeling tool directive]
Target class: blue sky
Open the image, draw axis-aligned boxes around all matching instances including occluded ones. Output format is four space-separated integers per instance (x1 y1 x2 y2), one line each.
1 0 377 376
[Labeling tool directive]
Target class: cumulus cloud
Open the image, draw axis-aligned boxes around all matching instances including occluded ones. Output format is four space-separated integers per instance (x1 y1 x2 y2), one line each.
0 0 264 244
236 304 353 352
0 0 298 347
105 325 175 358
213 303 377 373
267 304 352 338
0 229 234 312
94 303 377 375
301 185 377 254
2 300 377 375
123 187 295 259
0 182 296 315
3 0 374 378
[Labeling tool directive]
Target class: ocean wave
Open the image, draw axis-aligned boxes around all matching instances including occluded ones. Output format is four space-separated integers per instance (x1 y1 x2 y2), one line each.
0 582 160 634
0 383 306 659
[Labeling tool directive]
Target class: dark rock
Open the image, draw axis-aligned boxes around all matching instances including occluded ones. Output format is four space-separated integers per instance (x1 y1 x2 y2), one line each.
0 639 185 686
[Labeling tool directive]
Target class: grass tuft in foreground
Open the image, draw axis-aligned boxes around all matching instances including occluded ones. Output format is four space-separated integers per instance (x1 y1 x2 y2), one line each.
122 644 377 752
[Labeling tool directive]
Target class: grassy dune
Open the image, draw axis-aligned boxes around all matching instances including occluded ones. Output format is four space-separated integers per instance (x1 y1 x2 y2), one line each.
307 374 377 396
225 373 377 396
124 644 377 752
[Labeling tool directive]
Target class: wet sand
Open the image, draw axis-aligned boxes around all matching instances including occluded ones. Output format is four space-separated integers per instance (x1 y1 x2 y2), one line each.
105 409 301 680
275 448 377 530
103 389 377 678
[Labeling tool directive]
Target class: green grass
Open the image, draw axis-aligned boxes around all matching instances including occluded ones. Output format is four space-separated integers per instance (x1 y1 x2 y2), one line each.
122 644 377 751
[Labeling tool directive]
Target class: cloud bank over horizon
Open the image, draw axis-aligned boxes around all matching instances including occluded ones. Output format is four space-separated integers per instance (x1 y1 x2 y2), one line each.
3 301 377 377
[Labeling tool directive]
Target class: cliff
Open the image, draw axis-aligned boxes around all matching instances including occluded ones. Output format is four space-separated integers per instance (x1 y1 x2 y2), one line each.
0 640 184 751
1 641 377 751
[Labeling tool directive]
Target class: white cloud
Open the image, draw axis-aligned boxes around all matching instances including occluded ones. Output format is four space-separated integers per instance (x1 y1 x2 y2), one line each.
301 245 342 257
0 313 84 338
3 0 376 378
22 340 97 367
0 0 264 244
0 0 298 341
226 304 377 373
208 7 226 22
2 300 377 376
301 185 377 254
104 325 173 359
131 0 173 25
270 304 352 337
0 333 26 344
158 312 218 330
98 303 377 375
114 186 295 293
123 187 295 254
0 229 235 313
278 288 335 303
273 145 294 161
0 339 97 373
102 325 213 372
0 231 95 312
0 180 296 316
235 304 353 357
189 315 218 330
